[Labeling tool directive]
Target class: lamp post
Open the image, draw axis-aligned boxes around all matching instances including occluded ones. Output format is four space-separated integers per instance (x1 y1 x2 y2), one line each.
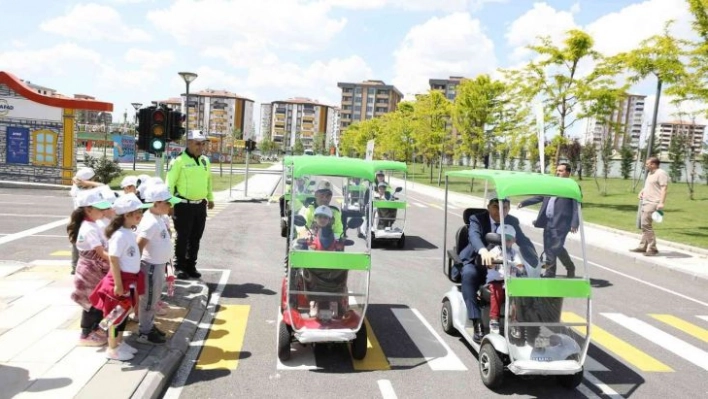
178 72 198 136
131 102 142 170
99 112 111 158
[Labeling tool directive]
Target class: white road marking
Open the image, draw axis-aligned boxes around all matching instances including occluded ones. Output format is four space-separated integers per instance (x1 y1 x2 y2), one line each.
0 213 67 218
0 234 67 238
412 202 426 208
0 218 69 246
377 379 397 399
163 269 231 399
577 382 605 399
697 316 708 323
30 260 71 266
274 309 318 370
583 372 625 399
603 312 708 371
409 308 467 371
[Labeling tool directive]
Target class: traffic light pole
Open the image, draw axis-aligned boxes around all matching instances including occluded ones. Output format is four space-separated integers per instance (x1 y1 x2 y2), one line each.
244 148 250 197
155 152 164 180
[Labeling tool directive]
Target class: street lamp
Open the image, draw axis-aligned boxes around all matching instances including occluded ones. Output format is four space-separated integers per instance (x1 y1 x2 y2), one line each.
178 72 198 136
131 102 142 170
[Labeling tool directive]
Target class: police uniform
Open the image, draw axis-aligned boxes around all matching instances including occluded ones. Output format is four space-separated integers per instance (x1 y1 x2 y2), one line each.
167 130 213 278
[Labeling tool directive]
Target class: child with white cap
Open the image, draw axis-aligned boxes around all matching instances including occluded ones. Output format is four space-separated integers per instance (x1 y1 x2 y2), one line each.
90 193 151 360
69 167 104 274
135 183 182 344
121 175 139 195
486 224 527 334
67 187 113 347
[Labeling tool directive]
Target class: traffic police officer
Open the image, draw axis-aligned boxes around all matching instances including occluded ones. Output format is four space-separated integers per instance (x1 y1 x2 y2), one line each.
167 130 214 279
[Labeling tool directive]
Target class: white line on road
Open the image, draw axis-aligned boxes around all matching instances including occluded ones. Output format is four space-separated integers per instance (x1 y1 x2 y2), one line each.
577 382 605 399
409 308 467 371
583 372 625 399
30 260 71 266
0 234 67 238
0 213 67 218
377 379 397 399
412 202 426 208
698 316 708 323
602 312 708 371
163 269 231 399
0 218 68 246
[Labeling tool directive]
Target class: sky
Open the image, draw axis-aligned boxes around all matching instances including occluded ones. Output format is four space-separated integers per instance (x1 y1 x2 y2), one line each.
0 0 704 140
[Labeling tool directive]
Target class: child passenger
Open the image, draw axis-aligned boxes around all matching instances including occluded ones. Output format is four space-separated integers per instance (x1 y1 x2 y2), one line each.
486 225 527 334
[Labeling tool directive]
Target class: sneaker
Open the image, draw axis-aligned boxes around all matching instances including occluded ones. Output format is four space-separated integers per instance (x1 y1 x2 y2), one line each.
309 301 318 318
490 320 500 334
137 330 166 345
119 342 139 354
157 300 168 309
106 347 134 361
151 325 167 337
155 306 169 317
79 331 107 347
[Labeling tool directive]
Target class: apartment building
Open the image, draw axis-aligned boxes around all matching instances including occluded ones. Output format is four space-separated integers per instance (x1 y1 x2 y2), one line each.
261 97 337 150
656 121 705 156
181 89 254 139
584 93 646 150
429 76 465 101
337 80 402 130
151 97 183 113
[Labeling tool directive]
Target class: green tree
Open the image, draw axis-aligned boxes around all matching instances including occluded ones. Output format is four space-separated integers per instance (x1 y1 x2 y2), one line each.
312 132 326 155
598 132 614 195
564 138 583 179
259 136 275 156
293 135 304 155
668 1 708 106
580 143 598 189
84 155 122 184
619 145 634 179
667 132 686 183
700 152 708 184
413 91 451 183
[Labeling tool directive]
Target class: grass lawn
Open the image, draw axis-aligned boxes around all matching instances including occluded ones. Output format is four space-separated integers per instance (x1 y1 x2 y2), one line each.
404 163 708 249
132 161 273 169
109 170 245 192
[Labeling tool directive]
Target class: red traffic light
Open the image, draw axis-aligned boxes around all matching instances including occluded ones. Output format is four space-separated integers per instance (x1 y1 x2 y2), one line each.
152 110 166 123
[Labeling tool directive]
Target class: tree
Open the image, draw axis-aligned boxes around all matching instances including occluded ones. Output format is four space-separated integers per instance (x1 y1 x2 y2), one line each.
667 132 686 183
701 152 708 185
293 135 304 155
84 154 122 184
580 143 598 190
504 29 613 166
413 91 451 183
312 132 326 155
668 1 708 107
598 132 614 195
259 136 276 157
619 145 634 179
565 139 583 179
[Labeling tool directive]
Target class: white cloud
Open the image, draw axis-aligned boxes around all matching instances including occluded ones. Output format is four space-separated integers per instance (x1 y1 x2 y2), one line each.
40 3 151 42
505 2 579 62
124 48 175 70
0 43 103 76
147 0 346 51
392 12 496 97
326 0 506 12
201 39 279 69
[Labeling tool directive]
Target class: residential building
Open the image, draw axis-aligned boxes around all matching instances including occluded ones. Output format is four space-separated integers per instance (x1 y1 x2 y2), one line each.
656 121 706 156
337 80 402 130
584 94 646 150
429 76 465 101
151 97 183 113
21 80 57 96
181 89 255 139
74 94 101 126
261 97 337 151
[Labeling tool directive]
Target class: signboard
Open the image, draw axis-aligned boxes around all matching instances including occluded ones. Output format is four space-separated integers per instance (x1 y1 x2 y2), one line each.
365 139 375 161
0 97 62 121
235 139 245 149
112 134 135 163
6 126 29 164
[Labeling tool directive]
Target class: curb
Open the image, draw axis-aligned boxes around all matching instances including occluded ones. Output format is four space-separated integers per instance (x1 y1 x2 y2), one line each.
0 180 70 190
225 173 282 203
130 280 210 399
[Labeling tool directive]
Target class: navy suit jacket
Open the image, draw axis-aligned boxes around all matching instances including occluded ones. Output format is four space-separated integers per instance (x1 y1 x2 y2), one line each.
459 211 538 268
521 196 579 233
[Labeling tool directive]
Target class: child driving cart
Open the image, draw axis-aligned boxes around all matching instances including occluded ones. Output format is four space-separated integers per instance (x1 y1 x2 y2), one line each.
486 225 527 334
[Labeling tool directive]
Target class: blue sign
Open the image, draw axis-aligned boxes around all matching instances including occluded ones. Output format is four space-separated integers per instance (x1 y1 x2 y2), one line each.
6 126 29 164
112 134 135 163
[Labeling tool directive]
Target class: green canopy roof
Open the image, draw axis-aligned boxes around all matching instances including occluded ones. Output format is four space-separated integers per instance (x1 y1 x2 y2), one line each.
446 169 583 202
371 160 408 172
290 156 376 180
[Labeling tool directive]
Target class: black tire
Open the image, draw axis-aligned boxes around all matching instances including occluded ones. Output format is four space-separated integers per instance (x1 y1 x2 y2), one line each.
441 300 456 335
396 234 405 249
351 324 368 360
278 320 291 361
557 369 584 389
479 342 504 389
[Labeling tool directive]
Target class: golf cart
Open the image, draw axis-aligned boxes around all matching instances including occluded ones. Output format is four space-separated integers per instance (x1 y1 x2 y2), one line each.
439 169 590 389
363 160 408 249
278 156 375 361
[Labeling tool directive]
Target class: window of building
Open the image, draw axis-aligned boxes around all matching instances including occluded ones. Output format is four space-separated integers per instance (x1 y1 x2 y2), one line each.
354 87 362 94
32 129 58 166
354 105 361 112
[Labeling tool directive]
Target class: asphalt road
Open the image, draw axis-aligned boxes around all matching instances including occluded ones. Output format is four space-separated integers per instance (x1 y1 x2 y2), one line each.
1 186 706 399
158 181 708 399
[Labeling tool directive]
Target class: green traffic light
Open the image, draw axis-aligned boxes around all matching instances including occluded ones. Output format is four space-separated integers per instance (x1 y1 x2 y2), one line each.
151 139 164 151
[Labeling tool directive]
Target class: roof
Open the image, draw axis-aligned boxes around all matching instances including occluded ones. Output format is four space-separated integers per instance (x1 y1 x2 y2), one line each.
284 155 376 180
445 169 583 202
370 160 407 172
661 120 707 127
1 71 113 112
186 89 254 103
272 97 334 108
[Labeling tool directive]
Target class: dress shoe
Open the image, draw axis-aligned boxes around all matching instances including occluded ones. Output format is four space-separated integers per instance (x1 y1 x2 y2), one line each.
472 319 484 343
644 251 658 257
187 270 202 279
176 271 190 279
566 269 576 278
629 247 647 253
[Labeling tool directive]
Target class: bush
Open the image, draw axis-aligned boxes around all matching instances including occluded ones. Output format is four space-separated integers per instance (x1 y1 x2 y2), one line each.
84 155 123 184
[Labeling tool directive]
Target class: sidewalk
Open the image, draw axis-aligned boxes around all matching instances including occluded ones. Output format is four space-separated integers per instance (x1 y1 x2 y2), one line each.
393 177 708 281
0 261 208 399
215 164 282 202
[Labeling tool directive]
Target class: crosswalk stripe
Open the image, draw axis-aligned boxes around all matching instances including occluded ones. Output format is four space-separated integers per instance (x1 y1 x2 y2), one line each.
562 312 673 372
650 314 708 343
404 308 467 371
428 203 443 210
275 311 318 370
697 316 708 323
412 202 426 208
196 304 250 370
50 250 71 256
602 313 708 371
351 319 391 371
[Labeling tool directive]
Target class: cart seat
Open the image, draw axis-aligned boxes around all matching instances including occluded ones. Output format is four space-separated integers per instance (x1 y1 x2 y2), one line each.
445 208 486 283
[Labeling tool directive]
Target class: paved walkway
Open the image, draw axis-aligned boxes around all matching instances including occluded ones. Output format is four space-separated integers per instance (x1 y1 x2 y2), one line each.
214 164 282 202
393 177 708 280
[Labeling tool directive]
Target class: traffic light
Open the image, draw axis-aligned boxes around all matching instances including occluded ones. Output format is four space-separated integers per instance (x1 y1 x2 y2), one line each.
149 108 168 154
168 110 185 142
245 139 257 152
137 107 151 151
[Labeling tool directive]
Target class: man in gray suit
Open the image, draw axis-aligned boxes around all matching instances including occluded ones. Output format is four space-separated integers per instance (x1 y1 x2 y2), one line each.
518 163 579 277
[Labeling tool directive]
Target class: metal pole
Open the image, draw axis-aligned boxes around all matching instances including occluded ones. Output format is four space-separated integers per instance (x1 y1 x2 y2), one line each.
646 78 663 161
185 81 191 135
132 109 138 170
155 152 163 179
245 148 250 197
103 117 108 158
229 142 234 199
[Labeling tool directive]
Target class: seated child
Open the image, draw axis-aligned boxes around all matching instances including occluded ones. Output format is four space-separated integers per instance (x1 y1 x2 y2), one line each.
486 224 527 334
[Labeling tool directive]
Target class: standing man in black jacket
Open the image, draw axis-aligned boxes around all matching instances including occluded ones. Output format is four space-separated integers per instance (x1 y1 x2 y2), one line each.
518 163 579 278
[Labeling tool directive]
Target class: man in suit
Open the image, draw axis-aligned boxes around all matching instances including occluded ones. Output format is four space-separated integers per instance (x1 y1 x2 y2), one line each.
459 194 537 343
518 162 579 278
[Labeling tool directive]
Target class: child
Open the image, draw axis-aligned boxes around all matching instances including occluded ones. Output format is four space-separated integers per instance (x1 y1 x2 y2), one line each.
136 183 182 344
121 175 138 195
68 187 113 346
486 224 526 334
69 167 103 274
90 193 151 360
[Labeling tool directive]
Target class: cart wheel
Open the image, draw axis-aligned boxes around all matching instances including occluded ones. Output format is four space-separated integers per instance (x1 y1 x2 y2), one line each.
281 226 288 238
557 369 584 389
479 342 504 389
278 320 291 361
351 324 368 360
396 234 405 249
441 300 457 335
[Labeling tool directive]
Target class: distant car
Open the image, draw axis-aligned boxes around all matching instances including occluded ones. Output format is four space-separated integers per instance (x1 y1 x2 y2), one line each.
304 149 314 156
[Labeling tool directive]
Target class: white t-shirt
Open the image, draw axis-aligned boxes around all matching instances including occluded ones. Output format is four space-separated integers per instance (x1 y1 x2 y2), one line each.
137 211 172 264
76 220 108 251
108 227 141 273
70 184 84 210
487 245 524 283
